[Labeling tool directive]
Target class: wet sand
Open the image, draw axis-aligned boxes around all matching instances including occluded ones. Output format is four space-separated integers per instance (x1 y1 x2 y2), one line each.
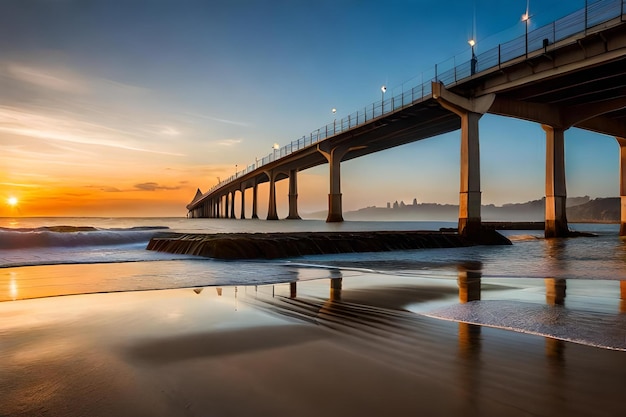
1 276 625 417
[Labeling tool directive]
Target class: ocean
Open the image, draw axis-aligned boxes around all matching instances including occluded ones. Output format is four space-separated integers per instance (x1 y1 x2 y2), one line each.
1 217 625 351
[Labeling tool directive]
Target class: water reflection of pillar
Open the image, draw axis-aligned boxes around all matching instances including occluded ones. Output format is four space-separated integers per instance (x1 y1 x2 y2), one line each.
457 322 482 413
545 336 566 409
457 261 482 303
620 281 626 313
545 278 566 306
458 322 481 358
330 269 343 302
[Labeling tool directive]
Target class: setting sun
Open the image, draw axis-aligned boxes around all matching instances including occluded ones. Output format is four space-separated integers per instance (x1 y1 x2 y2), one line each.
7 196 18 207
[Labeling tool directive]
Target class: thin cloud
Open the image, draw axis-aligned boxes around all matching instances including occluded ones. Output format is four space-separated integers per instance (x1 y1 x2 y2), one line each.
98 186 123 193
0 105 185 156
216 138 242 146
183 112 250 127
5 63 88 94
0 182 39 188
157 126 181 136
134 182 181 191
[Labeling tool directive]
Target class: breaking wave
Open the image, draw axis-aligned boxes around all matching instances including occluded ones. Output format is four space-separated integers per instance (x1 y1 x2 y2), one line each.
0 226 168 249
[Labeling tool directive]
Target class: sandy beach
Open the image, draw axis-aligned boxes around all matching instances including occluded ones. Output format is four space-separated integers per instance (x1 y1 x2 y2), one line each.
1 272 625 417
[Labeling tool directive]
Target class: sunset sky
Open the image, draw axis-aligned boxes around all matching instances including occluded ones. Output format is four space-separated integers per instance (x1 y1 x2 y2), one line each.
0 0 620 218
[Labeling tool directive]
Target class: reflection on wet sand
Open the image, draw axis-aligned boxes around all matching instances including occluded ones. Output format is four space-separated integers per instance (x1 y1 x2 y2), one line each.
330 273 342 301
457 261 482 303
621 281 626 313
545 278 567 306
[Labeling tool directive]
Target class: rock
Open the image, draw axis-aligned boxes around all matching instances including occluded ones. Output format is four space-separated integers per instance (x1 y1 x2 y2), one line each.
146 230 512 260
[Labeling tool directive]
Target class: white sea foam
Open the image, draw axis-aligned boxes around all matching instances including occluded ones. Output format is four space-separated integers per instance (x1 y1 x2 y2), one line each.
422 300 626 351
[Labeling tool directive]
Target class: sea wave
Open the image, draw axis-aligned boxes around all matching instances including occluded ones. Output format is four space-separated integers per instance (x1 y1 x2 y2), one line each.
0 226 169 249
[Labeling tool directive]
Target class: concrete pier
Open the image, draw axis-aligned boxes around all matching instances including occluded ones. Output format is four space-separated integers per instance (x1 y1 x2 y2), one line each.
287 169 301 220
229 191 236 219
543 125 569 238
186 11 626 227
239 187 246 220
251 182 259 219
433 82 494 239
267 171 278 220
318 144 350 223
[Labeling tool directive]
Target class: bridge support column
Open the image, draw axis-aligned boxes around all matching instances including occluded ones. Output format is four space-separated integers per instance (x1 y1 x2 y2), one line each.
267 171 279 220
251 182 259 219
240 188 246 220
318 144 350 223
543 125 569 238
618 138 626 236
287 169 301 220
222 195 227 219
229 191 235 219
433 82 494 239
458 112 482 238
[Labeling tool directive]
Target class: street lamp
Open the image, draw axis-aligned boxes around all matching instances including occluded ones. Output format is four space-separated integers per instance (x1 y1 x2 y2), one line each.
272 143 279 160
332 108 337 133
235 164 238 178
381 85 387 113
468 39 477 75
522 12 530 58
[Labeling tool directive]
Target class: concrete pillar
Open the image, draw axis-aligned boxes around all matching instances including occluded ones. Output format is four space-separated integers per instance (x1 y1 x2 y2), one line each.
228 192 235 219
459 111 482 238
223 194 229 219
543 125 569 238
240 188 246 220
267 172 279 220
617 138 626 236
432 82 494 239
318 144 350 223
251 181 259 219
287 169 301 220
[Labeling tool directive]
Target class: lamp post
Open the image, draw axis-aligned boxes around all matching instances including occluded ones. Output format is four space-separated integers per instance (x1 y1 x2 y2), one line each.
272 143 279 161
235 164 238 178
381 85 387 113
522 12 530 58
332 108 337 133
468 39 476 75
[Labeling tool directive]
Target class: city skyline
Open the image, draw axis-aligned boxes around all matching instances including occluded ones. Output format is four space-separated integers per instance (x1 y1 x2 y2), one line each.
1 0 620 217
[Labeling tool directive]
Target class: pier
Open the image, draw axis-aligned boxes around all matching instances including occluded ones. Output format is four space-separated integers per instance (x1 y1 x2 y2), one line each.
187 1 626 239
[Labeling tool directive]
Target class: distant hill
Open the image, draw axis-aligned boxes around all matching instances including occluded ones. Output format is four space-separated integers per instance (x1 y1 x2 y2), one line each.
303 196 620 223
567 197 619 222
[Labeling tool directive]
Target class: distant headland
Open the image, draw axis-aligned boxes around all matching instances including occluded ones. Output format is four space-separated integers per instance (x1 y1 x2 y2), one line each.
304 196 620 223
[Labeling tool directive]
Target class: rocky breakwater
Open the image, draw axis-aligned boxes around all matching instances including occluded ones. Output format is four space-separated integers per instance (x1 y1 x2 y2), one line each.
146 229 511 260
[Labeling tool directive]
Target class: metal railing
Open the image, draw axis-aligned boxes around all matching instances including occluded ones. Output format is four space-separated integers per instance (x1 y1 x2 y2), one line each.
201 0 625 199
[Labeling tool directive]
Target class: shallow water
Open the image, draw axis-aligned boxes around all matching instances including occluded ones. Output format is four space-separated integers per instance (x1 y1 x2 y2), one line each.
1 217 625 351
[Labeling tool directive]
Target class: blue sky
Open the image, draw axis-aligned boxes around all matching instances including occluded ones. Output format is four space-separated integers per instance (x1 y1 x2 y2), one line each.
0 0 619 216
